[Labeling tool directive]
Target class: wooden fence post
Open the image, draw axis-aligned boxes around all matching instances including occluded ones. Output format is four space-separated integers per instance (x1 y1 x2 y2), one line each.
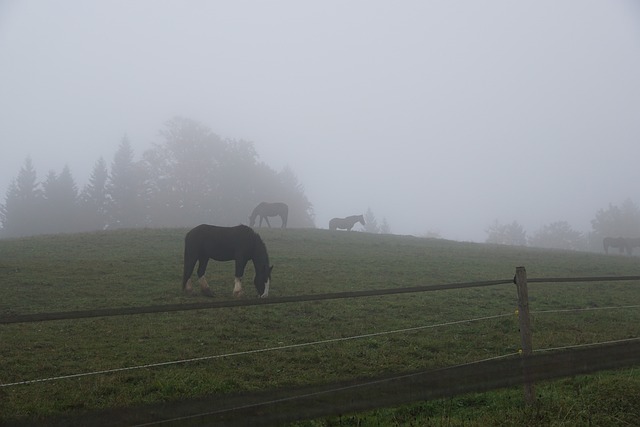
514 266 535 405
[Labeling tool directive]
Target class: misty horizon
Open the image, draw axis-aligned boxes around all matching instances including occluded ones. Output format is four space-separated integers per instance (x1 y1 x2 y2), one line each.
1 1 639 242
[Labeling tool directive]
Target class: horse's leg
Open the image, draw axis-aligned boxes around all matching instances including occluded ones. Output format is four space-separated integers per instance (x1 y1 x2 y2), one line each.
265 216 272 228
196 257 213 297
233 259 249 297
182 246 199 294
281 214 287 228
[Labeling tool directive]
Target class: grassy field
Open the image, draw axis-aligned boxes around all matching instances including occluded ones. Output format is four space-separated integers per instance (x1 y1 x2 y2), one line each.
1 227 639 425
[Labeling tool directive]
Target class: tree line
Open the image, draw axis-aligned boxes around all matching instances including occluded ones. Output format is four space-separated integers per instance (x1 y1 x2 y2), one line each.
485 198 640 253
0 117 315 238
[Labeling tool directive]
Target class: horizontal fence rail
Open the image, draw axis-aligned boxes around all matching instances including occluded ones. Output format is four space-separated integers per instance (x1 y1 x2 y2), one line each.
2 273 640 427
29 340 640 427
2 275 640 324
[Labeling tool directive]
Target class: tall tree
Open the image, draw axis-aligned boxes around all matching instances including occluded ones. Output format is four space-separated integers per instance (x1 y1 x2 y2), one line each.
108 136 146 228
271 166 314 228
143 117 224 226
41 165 79 234
591 199 640 240
143 117 315 228
0 157 43 237
79 157 110 230
528 221 585 251
485 220 527 245
363 207 380 233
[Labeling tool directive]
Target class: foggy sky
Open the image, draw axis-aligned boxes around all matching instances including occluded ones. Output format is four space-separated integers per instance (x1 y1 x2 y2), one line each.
1 1 640 241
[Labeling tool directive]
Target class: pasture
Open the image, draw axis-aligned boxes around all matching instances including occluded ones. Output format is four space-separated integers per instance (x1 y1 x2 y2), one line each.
1 228 639 425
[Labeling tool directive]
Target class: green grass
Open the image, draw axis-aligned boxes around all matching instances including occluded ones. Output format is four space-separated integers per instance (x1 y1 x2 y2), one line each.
1 228 639 425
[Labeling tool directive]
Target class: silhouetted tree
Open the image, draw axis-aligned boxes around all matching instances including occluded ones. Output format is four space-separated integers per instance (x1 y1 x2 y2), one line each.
363 207 379 233
591 199 640 243
360 208 391 234
0 157 43 237
108 135 147 228
143 117 224 226
79 157 110 230
41 165 79 234
143 117 315 228
379 217 391 234
271 166 314 228
528 221 585 251
485 220 527 245
1 117 317 235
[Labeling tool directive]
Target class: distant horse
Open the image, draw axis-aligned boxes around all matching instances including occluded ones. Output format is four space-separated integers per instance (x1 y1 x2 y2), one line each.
329 215 365 231
182 224 272 298
603 237 630 255
249 202 288 228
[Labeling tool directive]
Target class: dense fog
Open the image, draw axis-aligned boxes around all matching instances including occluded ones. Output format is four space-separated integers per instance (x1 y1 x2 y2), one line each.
1 1 640 242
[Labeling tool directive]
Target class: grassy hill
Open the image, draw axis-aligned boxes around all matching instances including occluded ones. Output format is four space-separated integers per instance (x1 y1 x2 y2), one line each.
1 228 639 425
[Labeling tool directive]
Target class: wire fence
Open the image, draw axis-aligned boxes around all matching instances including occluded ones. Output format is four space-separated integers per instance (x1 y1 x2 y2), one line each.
2 273 640 426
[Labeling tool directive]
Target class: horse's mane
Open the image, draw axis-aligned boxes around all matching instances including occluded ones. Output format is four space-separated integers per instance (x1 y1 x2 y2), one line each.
252 231 269 264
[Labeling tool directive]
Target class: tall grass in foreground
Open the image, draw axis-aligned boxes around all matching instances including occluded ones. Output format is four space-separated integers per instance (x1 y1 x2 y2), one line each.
0 228 639 425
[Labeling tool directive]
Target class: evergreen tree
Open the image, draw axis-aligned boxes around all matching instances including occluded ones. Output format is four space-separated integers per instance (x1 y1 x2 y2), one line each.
485 220 527 245
79 157 110 230
379 217 391 234
108 136 146 228
143 117 316 228
143 117 224 226
528 221 585 251
0 157 44 237
363 207 380 233
591 199 640 239
41 165 79 234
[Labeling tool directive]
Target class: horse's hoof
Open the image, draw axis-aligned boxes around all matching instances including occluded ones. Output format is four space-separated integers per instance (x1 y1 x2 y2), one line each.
233 290 244 298
201 288 214 297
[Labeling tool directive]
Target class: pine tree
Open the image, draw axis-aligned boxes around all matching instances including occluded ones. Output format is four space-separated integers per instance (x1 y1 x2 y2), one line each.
41 165 79 234
80 157 110 230
108 136 146 228
0 157 44 237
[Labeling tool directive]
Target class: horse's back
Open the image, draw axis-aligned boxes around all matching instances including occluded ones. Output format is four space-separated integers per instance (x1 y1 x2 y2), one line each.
186 224 256 260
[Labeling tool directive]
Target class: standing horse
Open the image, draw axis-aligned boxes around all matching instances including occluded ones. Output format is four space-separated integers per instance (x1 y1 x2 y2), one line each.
329 215 365 231
182 224 272 298
603 237 630 255
249 202 288 228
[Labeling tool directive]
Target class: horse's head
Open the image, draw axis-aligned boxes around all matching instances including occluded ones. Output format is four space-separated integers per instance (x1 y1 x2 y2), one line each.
249 215 256 227
254 264 273 298
359 215 366 226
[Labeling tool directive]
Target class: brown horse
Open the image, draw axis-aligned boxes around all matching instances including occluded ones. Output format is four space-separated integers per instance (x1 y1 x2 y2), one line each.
249 202 288 228
329 215 365 231
182 224 272 298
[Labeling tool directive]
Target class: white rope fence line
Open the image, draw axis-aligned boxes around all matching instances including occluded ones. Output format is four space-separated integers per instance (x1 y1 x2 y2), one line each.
133 351 523 427
0 313 511 388
533 336 640 354
2 304 638 389
531 304 640 315
135 337 640 427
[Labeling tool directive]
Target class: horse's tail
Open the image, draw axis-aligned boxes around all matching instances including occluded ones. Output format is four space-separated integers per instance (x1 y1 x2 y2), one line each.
182 232 198 289
329 218 337 231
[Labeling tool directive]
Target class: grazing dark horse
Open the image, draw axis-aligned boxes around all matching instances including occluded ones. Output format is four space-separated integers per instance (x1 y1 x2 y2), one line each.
182 224 272 298
249 202 288 228
329 214 365 231
603 237 630 255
